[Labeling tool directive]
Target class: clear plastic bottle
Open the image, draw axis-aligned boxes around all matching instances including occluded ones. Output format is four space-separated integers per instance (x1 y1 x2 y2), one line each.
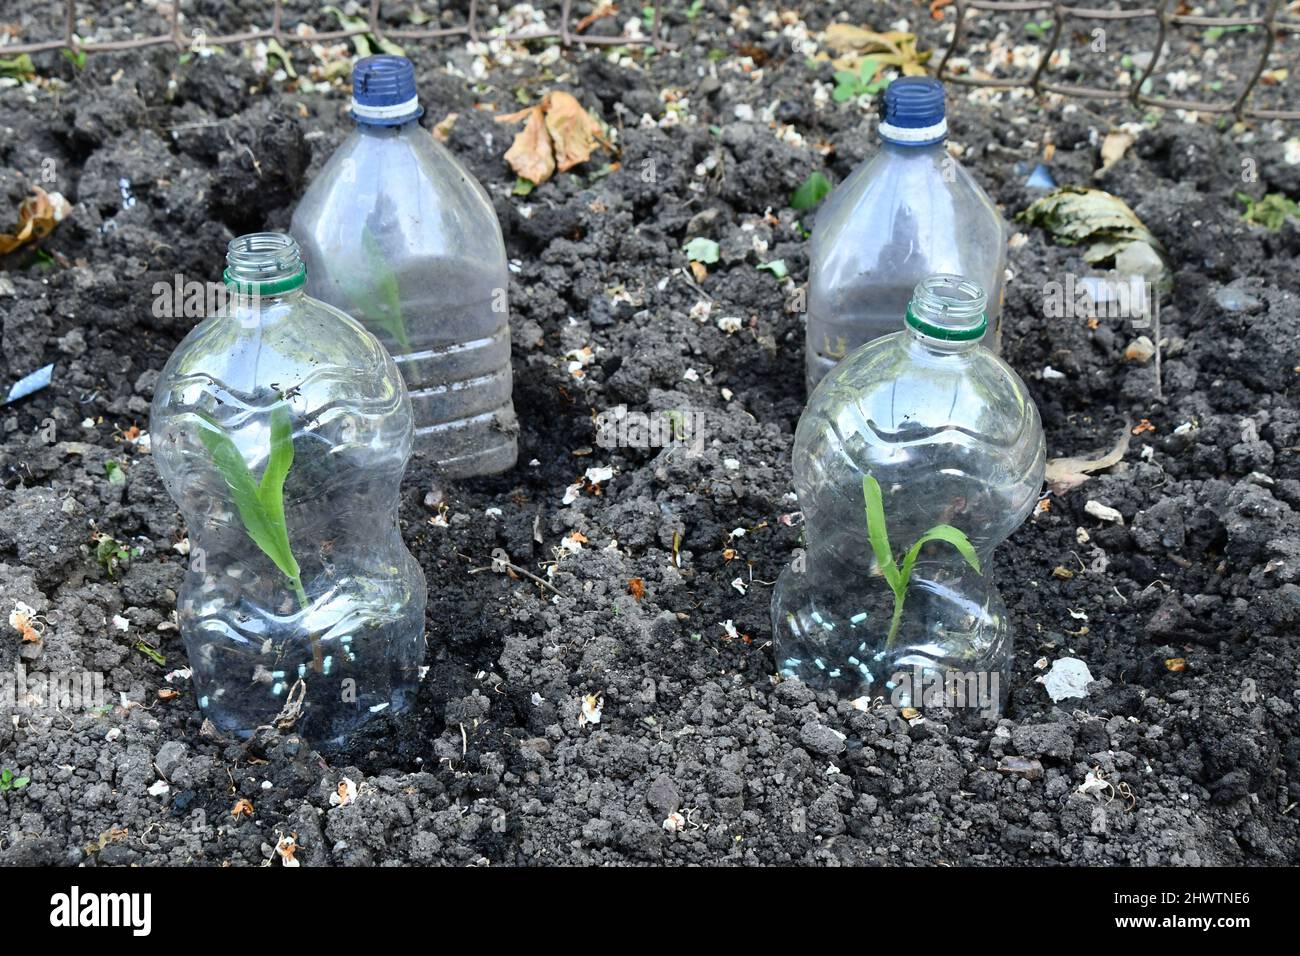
805 77 1007 392
291 54 517 477
773 275 1044 708
151 232 426 747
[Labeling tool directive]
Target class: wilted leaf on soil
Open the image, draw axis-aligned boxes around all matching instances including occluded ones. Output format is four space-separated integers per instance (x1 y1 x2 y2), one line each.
821 25 929 77
496 92 610 186
0 53 35 80
0 187 72 256
432 112 459 143
323 5 405 57
575 3 618 33
499 105 554 185
1095 130 1135 178
683 237 720 264
1018 186 1167 279
544 91 610 172
1045 424 1131 495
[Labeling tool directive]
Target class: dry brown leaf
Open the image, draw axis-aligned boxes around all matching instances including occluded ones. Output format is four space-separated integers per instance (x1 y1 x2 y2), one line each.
627 578 645 601
231 798 254 818
499 105 555 185
496 93 610 185
823 25 929 76
1045 424 1131 495
0 186 71 256
575 2 618 33
432 112 459 143
1095 130 1135 178
544 91 609 173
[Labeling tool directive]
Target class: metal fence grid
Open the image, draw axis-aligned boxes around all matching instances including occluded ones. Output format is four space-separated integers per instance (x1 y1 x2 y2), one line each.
2 1 1296 121
0 0 658 53
937 0 1300 120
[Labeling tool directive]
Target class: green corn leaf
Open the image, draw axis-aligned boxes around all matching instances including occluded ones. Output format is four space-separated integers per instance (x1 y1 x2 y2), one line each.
899 524 981 588
861 475 901 594
198 406 303 599
337 226 409 349
256 404 296 565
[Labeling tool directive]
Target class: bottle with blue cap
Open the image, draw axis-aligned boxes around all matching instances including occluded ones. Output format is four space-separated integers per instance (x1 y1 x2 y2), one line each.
292 54 518 477
151 232 427 747
804 76 1007 392
773 274 1044 710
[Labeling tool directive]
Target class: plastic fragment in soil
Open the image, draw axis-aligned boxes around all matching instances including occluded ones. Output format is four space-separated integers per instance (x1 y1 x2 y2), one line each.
3 363 54 405
1037 657 1095 702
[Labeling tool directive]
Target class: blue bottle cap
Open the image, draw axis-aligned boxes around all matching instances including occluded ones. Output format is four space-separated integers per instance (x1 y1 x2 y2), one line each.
351 55 423 126
878 77 947 146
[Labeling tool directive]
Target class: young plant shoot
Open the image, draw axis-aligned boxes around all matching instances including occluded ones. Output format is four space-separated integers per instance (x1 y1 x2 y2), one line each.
861 475 981 649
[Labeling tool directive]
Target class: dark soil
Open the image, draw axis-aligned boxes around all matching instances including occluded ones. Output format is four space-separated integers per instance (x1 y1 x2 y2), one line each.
0 1 1298 866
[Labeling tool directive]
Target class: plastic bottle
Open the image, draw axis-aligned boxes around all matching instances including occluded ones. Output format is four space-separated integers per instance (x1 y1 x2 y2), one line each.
151 232 426 747
772 275 1044 709
292 54 518 477
805 77 1007 392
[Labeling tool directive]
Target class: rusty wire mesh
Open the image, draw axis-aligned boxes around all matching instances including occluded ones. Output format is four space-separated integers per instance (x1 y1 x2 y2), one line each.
0 0 658 54
4 1 1296 122
937 0 1300 120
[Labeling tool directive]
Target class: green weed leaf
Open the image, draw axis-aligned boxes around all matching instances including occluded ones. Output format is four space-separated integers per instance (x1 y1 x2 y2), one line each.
790 171 831 210
135 642 166 666
683 236 721 264
1238 192 1299 231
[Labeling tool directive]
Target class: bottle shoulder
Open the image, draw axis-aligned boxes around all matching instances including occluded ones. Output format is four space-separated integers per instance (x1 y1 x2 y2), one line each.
154 298 406 413
801 336 1041 453
292 126 506 266
812 148 1004 256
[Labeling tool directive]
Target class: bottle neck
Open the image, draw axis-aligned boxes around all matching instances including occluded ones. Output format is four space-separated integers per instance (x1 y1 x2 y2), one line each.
904 325 980 357
878 116 948 149
223 233 307 297
902 275 987 355
354 116 422 136
880 137 947 159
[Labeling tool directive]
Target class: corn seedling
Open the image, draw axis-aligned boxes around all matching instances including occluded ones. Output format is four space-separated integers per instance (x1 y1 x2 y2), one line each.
198 405 307 609
862 475 980 650
198 404 325 671
338 226 409 348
